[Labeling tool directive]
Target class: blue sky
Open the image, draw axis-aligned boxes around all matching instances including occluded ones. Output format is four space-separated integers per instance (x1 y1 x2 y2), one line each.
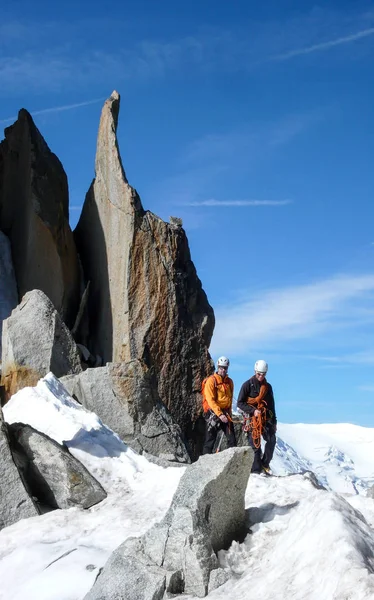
1 1 374 426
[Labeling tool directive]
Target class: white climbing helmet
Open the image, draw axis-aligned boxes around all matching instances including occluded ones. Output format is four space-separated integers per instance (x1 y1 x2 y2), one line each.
217 356 230 368
254 359 268 374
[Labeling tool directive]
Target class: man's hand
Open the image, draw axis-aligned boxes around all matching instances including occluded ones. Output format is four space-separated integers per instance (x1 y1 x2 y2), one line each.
219 414 228 423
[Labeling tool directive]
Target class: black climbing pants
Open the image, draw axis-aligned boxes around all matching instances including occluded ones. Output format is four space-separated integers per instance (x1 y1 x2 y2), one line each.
203 418 237 454
247 425 276 472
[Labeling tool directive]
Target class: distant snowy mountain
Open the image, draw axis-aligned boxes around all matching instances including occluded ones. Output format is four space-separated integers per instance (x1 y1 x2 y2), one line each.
274 423 374 495
1 375 374 599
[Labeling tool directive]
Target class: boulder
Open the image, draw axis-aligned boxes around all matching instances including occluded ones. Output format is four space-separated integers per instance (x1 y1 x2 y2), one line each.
85 540 167 600
0 232 18 356
0 407 38 529
84 447 253 599
0 109 80 327
74 91 214 458
61 360 190 464
8 423 107 509
2 290 82 399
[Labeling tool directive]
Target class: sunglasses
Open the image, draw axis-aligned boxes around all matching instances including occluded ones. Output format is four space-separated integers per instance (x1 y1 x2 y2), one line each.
256 372 266 376
218 365 228 370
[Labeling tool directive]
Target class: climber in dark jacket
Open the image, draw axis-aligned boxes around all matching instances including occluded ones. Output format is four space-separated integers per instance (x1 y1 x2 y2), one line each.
237 359 277 474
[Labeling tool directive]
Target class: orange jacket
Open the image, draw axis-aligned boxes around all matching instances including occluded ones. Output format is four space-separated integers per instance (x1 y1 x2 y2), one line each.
204 373 234 417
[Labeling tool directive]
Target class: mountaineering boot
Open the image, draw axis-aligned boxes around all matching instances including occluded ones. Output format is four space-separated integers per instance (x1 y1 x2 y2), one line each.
261 465 272 476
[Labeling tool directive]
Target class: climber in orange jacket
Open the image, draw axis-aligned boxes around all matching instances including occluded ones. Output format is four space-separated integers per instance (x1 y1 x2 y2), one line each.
202 356 237 454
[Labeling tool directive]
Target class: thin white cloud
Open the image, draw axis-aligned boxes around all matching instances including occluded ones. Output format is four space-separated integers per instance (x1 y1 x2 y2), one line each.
183 199 292 207
152 113 314 210
211 274 374 355
183 113 315 166
2 13 373 95
270 26 374 61
307 351 374 366
358 384 374 392
0 98 104 125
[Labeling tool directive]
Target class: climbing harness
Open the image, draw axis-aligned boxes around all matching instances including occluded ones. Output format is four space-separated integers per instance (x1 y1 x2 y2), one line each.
206 411 220 431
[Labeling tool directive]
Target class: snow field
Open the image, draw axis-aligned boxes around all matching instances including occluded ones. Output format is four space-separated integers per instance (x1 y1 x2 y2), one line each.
1 374 374 599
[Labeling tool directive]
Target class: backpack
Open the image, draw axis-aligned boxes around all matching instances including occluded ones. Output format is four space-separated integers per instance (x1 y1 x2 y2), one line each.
201 374 217 413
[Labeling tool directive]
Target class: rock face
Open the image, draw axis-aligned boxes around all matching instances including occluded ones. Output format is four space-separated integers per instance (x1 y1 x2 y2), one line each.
2 290 82 399
84 447 253 600
61 360 190 463
0 232 18 356
8 423 107 510
0 109 80 328
74 91 144 364
74 92 214 456
0 408 38 529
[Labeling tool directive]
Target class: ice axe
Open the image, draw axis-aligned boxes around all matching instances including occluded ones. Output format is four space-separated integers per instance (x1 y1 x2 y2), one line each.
215 430 225 453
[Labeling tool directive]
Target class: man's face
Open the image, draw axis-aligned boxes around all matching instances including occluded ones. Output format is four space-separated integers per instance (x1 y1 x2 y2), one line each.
217 365 228 377
255 371 266 381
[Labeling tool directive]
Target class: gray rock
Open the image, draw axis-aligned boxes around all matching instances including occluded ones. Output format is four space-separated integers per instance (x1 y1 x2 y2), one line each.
74 92 214 460
8 423 106 509
169 216 183 227
84 447 253 599
2 289 82 399
366 485 374 499
302 470 326 490
61 360 190 464
86 537 166 600
0 408 38 529
0 232 18 356
208 567 231 592
0 109 80 328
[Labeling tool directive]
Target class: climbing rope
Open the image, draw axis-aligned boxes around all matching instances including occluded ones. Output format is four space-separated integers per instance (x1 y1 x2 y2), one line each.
243 398 267 449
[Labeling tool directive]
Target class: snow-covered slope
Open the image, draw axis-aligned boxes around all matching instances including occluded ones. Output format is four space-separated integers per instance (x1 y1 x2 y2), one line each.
206 474 374 600
1 374 185 600
273 423 374 495
1 374 374 600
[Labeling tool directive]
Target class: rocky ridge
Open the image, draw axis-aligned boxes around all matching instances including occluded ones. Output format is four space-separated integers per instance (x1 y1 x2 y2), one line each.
0 90 216 543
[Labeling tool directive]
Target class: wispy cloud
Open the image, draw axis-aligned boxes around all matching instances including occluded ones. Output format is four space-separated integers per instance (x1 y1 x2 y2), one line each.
152 112 314 210
211 274 374 355
182 113 314 166
306 351 374 366
2 11 373 94
0 98 105 125
358 384 374 392
0 53 75 93
269 26 374 62
182 199 292 207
